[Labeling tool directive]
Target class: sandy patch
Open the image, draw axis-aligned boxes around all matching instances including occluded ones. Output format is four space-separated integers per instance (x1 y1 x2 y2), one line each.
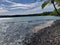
32 21 54 32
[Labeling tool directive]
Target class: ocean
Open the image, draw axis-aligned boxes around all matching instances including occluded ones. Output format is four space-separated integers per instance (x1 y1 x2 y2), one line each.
0 16 60 45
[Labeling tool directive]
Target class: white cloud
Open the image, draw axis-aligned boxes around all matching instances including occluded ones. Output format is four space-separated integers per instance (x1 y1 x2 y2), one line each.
0 6 8 13
0 3 54 15
0 0 58 15
4 0 16 4
4 0 41 9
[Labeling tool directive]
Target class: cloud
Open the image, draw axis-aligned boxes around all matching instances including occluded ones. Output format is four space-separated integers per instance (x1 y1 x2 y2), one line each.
4 0 41 10
0 0 59 15
0 6 8 13
4 0 16 4
0 0 42 14
13 4 55 15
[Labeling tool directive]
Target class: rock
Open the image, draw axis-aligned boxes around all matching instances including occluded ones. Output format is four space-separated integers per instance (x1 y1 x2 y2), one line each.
23 20 60 45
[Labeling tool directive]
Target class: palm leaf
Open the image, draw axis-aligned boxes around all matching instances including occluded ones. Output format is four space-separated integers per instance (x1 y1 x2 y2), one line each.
41 1 49 9
55 0 60 6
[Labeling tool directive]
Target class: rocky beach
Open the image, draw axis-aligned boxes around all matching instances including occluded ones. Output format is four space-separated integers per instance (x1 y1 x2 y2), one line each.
23 20 60 45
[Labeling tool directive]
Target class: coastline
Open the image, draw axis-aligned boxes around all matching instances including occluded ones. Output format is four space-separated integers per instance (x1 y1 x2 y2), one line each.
23 20 60 45
32 20 54 33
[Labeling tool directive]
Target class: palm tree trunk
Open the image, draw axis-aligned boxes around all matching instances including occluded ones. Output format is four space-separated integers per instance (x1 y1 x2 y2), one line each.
51 0 60 16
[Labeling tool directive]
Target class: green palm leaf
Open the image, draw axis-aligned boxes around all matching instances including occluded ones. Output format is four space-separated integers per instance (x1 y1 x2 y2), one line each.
55 0 60 6
41 1 49 9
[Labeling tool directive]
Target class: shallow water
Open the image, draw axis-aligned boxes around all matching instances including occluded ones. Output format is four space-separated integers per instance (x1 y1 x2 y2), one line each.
0 16 60 22
0 16 60 45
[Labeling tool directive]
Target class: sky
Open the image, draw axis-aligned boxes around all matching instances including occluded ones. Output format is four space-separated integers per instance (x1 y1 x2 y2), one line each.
0 0 57 15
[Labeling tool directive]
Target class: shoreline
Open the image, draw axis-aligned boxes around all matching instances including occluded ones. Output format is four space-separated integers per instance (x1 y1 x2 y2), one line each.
32 20 54 32
23 20 60 45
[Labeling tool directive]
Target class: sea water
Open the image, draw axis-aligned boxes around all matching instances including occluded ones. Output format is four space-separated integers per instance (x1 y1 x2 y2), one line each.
0 16 60 45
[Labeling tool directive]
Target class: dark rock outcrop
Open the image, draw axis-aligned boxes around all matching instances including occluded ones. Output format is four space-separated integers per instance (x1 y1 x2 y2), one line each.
23 20 60 45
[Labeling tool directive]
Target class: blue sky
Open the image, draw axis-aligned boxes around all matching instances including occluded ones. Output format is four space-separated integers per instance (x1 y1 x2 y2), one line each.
0 0 56 15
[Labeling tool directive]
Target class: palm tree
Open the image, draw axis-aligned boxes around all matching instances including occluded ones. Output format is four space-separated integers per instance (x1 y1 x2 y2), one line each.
41 0 60 15
51 0 60 15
